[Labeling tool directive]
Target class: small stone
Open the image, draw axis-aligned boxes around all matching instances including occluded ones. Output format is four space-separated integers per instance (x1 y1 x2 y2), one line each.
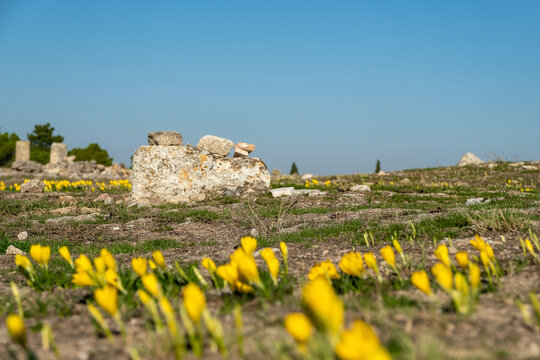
57 195 77 204
17 231 28 240
465 197 485 206
523 165 538 170
457 152 484 166
233 148 249 158
270 187 295 198
300 174 313 180
94 193 112 204
235 142 255 153
20 179 43 193
293 189 326 196
250 228 259 237
197 135 234 156
148 131 183 146
6 245 25 255
350 184 371 192
400 178 411 184
378 171 387 175
112 226 120 231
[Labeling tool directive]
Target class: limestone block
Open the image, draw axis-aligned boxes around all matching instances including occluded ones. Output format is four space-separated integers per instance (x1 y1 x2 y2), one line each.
148 131 183 146
236 142 255 153
457 153 484 166
131 145 270 204
234 148 249 158
197 135 234 156
15 141 30 162
50 143 68 164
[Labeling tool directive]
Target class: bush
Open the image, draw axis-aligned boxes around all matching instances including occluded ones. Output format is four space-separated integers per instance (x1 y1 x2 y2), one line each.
68 143 113 166
0 132 20 167
290 162 299 175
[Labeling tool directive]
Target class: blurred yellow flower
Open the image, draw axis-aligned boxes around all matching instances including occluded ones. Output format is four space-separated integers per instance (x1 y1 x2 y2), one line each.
469 263 481 291
152 251 166 269
284 312 313 344
308 259 340 281
72 272 97 287
183 283 206 325
241 236 257 255
94 257 106 274
434 244 451 267
30 244 51 267
392 239 403 255
261 248 280 283
75 254 93 273
302 277 343 334
455 251 469 269
131 257 148 277
432 263 452 292
142 273 161 297
411 270 432 295
58 246 73 266
15 254 33 273
380 246 396 268
95 285 118 316
100 248 116 271
201 257 217 273
334 320 391 360
339 252 365 277
6 314 26 346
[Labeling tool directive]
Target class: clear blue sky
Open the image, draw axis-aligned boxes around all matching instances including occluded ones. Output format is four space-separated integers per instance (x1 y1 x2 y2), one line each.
1 1 539 174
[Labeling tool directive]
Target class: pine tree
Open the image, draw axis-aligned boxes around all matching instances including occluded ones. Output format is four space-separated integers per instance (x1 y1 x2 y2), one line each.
27 123 64 164
290 162 299 175
375 159 381 174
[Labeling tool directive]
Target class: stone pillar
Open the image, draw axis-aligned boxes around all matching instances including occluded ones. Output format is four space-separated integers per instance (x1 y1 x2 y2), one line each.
15 141 30 162
50 143 68 164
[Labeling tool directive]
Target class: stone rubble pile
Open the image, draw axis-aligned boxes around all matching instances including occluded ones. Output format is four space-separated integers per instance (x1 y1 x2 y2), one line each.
131 131 269 204
6 141 131 179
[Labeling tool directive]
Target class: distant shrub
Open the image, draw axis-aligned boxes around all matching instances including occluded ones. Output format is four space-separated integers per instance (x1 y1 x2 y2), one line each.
375 159 381 174
290 162 299 175
68 143 113 166
0 131 20 167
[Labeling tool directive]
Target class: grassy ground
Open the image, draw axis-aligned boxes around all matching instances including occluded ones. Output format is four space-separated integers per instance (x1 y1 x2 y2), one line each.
0 161 539 359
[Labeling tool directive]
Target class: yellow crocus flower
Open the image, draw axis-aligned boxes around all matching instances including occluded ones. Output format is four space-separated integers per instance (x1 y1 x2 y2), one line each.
454 273 469 296
241 236 257 255
411 270 432 295
432 263 452 292
94 285 118 316
260 248 280 283
235 252 262 287
525 239 535 255
380 245 396 268
6 314 26 346
183 283 206 325
302 277 343 334
131 257 147 277
284 312 313 345
152 251 166 269
148 260 157 270
72 271 97 287
75 255 93 273
308 259 340 281
201 257 217 273
142 273 161 297
455 251 469 269
338 252 365 277
100 248 116 271
58 246 73 267
15 254 33 273
434 244 451 267
93 257 106 274
392 239 403 255
30 244 50 267
469 263 481 291
334 320 391 360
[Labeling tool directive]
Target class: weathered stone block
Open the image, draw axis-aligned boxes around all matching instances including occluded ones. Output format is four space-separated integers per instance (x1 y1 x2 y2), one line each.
197 135 234 156
50 143 68 164
148 131 183 146
15 141 30 162
131 145 270 204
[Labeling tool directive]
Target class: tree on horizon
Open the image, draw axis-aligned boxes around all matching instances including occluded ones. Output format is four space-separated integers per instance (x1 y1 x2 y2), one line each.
290 162 299 175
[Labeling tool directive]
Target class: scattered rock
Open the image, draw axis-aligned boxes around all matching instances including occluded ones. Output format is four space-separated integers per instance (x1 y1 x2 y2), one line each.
350 184 371 192
94 193 112 204
465 197 490 206
300 174 313 180
112 226 121 231
148 131 183 146
400 178 411 184
523 165 537 170
20 179 43 193
6 245 25 255
509 162 524 167
377 171 387 175
197 135 234 156
236 142 255 153
45 214 99 224
487 162 497 169
457 153 484 166
11 161 43 173
57 195 77 204
233 148 249 158
293 189 326 196
250 228 259 237
270 187 296 198
131 144 270 204
271 169 283 179
51 206 77 215
17 231 28 240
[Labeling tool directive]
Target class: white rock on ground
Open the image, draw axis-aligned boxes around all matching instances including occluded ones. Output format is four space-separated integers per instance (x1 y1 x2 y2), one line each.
270 187 296 198
20 179 43 193
6 245 25 255
17 231 28 240
131 144 270 204
197 135 234 156
300 174 313 180
233 148 249 158
457 152 484 166
350 184 371 192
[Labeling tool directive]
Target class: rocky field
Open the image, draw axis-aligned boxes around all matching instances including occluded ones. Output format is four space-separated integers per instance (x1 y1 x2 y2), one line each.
0 161 539 360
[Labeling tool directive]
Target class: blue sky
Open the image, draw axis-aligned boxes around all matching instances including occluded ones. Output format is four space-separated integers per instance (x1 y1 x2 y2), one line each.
1 1 539 174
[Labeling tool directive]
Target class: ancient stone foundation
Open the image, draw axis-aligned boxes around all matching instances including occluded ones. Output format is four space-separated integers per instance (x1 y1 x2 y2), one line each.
50 142 68 164
131 132 270 204
15 141 30 162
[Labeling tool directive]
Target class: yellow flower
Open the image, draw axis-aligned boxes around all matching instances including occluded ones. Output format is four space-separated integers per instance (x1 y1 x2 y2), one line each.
183 283 206 324
308 259 340 280
131 257 147 277
201 257 217 273
148 260 157 270
75 254 93 273
380 245 396 268
455 251 469 269
138 290 152 305
364 252 379 275
14 254 33 272
100 248 116 271
339 252 365 277
280 242 288 261
6 314 26 346
334 320 391 360
241 236 257 255
152 251 166 269
235 251 262 286
261 248 280 282
411 270 432 295
469 263 481 291
302 277 343 334
480 251 489 268
72 271 97 287
94 285 118 316
30 244 51 267
431 263 452 292
434 244 451 267
392 239 403 255
142 273 161 297
470 235 488 252
105 269 124 291
454 273 469 296
525 239 535 255
284 312 313 344
58 246 73 266
217 263 238 285
94 256 106 274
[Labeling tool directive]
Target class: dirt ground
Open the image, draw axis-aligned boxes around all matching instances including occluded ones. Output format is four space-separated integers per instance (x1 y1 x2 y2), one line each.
1 161 539 359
